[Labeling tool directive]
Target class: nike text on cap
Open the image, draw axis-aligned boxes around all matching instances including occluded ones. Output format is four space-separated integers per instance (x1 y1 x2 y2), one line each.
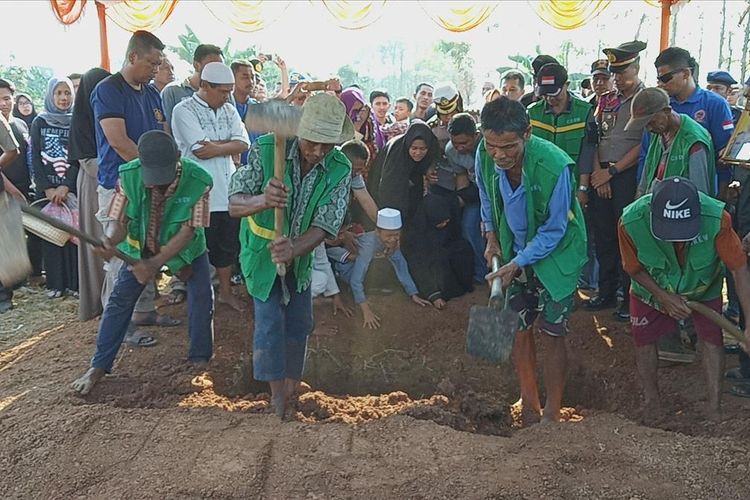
650 176 701 242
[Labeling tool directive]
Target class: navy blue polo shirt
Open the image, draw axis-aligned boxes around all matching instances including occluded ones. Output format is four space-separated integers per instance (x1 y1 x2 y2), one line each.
91 72 164 189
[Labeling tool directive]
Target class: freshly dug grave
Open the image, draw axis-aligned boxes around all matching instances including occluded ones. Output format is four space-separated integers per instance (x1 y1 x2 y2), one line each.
1 276 749 498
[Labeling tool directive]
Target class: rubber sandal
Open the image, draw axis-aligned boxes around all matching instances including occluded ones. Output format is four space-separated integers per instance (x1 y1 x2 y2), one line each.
132 312 182 327
122 333 157 347
166 289 187 305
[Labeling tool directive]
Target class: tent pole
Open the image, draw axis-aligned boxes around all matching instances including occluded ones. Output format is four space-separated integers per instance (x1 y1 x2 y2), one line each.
97 2 111 71
660 0 672 51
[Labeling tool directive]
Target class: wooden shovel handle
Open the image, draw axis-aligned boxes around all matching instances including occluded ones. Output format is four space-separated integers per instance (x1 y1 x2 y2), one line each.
20 203 137 265
686 300 745 345
274 135 287 277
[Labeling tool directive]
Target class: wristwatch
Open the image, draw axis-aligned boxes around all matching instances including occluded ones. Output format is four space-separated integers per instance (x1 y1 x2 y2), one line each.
578 185 589 192
607 165 618 177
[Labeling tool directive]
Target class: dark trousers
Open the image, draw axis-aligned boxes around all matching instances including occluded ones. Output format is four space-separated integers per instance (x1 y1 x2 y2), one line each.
0 285 11 304
27 232 44 276
43 241 78 293
739 310 750 378
589 166 637 299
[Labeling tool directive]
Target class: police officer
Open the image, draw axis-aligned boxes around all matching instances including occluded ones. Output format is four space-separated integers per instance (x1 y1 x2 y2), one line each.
586 40 647 322
428 83 463 151
706 70 741 123
590 59 615 107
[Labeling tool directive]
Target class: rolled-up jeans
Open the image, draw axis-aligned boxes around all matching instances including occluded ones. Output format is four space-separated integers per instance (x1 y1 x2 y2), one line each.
252 272 313 381
96 185 155 313
91 252 214 371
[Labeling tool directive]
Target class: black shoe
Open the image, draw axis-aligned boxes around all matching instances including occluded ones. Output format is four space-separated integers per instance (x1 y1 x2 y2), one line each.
724 343 742 355
584 295 616 311
613 301 630 322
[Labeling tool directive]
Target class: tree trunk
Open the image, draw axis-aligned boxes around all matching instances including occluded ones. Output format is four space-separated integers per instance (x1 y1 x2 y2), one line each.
719 0 727 67
728 32 734 73
670 7 678 46
742 3 750 85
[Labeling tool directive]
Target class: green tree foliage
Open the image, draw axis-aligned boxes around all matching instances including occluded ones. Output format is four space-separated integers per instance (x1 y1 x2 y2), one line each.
0 62 53 108
435 41 475 107
167 24 280 90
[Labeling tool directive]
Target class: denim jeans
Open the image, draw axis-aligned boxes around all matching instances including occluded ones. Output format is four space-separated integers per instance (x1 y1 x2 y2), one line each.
252 272 313 381
462 202 486 282
91 252 214 371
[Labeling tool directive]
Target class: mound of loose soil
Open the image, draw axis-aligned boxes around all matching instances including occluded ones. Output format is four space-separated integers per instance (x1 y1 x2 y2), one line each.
1 281 749 498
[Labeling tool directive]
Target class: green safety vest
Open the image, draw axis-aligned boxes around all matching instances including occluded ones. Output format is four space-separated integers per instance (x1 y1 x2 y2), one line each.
642 113 716 195
528 93 591 180
117 158 212 274
622 192 725 306
478 135 587 301
239 134 351 301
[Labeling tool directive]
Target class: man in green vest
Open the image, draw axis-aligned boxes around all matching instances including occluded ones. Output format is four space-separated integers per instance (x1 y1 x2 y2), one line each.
528 62 596 195
618 177 750 421
72 131 215 395
228 93 354 417
476 97 587 424
627 87 716 197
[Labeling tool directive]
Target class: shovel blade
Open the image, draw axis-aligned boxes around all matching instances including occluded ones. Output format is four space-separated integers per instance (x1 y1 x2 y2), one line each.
466 305 519 364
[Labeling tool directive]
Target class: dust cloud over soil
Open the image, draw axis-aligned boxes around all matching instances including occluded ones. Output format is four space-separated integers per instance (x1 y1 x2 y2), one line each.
1 279 749 498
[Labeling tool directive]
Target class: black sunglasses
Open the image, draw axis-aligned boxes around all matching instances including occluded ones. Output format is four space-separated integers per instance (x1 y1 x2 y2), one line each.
657 68 687 84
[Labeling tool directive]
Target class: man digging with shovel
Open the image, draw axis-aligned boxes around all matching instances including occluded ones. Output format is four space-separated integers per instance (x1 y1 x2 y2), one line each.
476 97 587 424
228 92 353 417
618 176 750 422
72 131 214 395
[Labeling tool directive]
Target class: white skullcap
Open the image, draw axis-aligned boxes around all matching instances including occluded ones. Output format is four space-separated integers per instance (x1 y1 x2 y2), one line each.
377 208 402 230
201 62 235 85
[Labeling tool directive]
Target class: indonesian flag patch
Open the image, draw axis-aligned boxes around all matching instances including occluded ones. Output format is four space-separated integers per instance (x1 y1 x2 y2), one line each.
541 76 555 86
722 120 734 131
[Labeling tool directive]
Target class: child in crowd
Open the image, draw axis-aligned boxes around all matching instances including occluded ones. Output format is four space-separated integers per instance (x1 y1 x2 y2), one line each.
330 208 431 328
381 97 412 140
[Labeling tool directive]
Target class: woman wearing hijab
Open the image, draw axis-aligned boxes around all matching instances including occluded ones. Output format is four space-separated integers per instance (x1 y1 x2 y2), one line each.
13 92 37 129
401 193 474 309
340 87 385 173
368 120 439 226
70 68 110 318
31 76 79 299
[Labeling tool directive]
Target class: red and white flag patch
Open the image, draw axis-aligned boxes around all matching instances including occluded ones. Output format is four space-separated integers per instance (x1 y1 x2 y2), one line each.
722 120 734 131
541 76 555 86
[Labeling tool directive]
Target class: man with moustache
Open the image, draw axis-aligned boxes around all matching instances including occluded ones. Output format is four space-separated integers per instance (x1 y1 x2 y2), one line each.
476 97 587 424
585 41 647 323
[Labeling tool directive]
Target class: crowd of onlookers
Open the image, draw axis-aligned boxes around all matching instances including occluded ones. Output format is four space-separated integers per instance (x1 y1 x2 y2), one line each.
1 30 750 397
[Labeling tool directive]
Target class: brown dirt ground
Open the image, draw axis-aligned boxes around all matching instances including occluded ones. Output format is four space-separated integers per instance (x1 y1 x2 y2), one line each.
1 274 749 499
